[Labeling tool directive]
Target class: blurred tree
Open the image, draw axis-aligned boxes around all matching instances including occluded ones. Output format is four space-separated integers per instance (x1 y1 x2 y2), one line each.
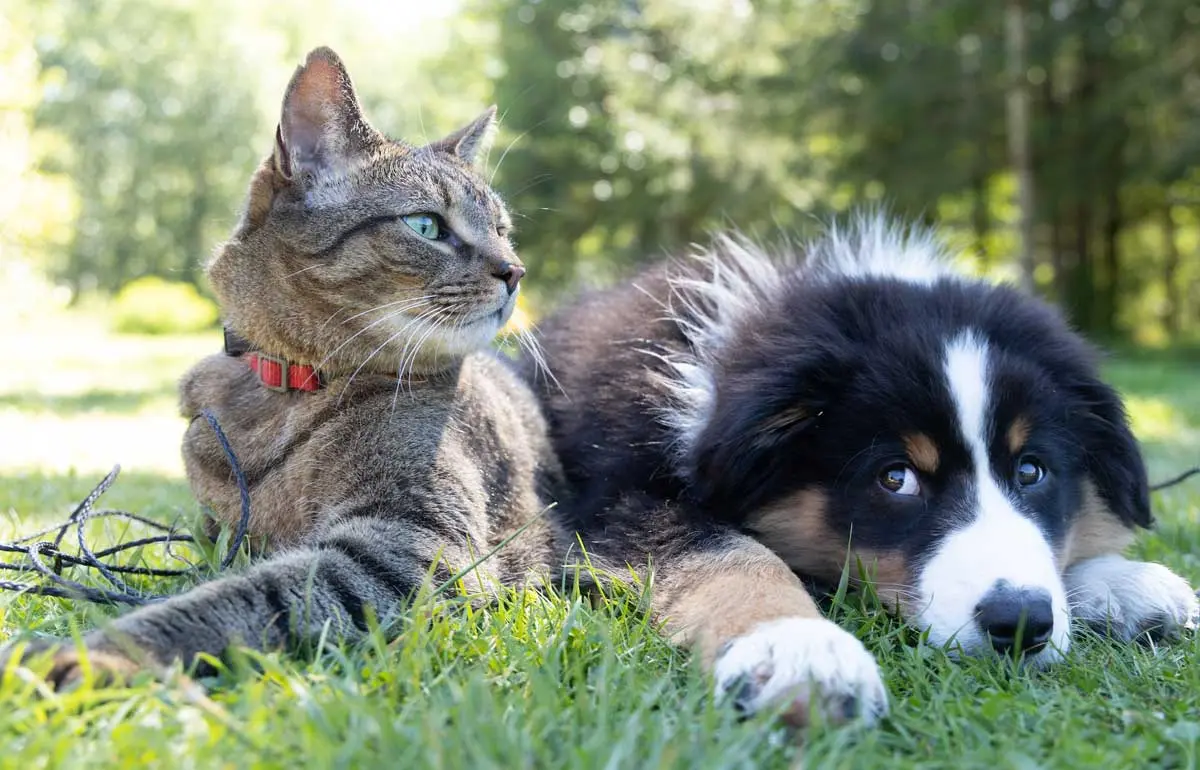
1006 0 1036 293
470 0 860 285
32 0 265 295
26 0 505 297
820 0 1200 339
7 0 1199 342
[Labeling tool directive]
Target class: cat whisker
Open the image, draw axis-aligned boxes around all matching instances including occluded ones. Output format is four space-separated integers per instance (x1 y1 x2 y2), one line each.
394 313 435 392
317 306 351 330
399 310 458 411
336 296 435 328
416 103 429 146
1065 585 1101 602
315 299 433 372
505 174 554 200
510 324 562 395
391 308 454 408
282 263 327 278
489 127 535 186
429 306 468 380
400 308 453 390
319 298 424 335
485 98 546 182
338 306 443 407
393 305 449 378
522 320 553 369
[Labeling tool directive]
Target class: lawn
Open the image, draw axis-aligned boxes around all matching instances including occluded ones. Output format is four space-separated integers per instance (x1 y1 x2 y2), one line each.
1 313 1199 770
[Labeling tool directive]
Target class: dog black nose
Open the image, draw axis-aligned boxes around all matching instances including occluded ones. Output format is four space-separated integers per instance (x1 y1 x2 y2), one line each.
494 262 525 295
975 583 1055 655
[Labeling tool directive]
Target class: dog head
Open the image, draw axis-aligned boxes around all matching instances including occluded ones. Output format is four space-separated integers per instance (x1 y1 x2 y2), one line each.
664 219 1148 664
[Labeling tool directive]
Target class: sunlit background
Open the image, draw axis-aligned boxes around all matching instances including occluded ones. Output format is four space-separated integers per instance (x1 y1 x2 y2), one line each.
0 0 1197 489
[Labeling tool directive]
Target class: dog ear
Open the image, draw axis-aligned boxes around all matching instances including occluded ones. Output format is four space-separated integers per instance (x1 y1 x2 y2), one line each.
1074 378 1152 529
689 346 850 522
996 291 1152 530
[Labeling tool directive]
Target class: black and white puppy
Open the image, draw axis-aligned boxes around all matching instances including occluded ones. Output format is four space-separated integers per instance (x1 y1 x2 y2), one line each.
529 214 1198 726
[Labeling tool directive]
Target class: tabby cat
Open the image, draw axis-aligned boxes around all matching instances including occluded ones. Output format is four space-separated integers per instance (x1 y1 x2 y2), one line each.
6 47 563 684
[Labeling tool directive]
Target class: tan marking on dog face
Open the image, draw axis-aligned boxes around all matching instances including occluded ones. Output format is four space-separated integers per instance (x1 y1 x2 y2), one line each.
851 550 912 612
653 538 821 665
744 489 915 614
745 490 843 579
1059 480 1135 567
903 433 940 474
1007 415 1032 455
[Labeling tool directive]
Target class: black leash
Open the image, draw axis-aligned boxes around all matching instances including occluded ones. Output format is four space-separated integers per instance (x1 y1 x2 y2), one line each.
1151 467 1200 493
0 409 250 605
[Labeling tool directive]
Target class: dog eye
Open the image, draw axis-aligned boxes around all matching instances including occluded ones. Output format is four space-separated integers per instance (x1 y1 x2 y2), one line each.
1016 456 1046 486
879 464 921 496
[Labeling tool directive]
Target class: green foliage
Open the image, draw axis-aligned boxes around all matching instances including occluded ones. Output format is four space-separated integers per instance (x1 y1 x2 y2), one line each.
110 277 218 335
4 0 1199 338
463 0 1200 339
819 0 1200 338
473 0 861 285
28 0 269 294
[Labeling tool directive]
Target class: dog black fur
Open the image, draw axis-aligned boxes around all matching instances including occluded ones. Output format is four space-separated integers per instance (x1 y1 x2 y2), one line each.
526 215 1197 726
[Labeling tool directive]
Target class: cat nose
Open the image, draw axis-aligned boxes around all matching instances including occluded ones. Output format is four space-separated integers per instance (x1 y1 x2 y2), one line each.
494 262 525 295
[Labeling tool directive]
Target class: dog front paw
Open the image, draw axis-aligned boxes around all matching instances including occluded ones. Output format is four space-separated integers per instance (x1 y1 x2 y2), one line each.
712 617 888 727
1065 555 1199 642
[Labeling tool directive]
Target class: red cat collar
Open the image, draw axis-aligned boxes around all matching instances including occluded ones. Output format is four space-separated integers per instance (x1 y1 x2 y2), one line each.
245 352 323 392
224 327 324 393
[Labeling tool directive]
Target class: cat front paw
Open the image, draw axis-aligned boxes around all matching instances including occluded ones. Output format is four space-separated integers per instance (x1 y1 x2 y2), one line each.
712 617 888 727
1 638 145 690
1065 555 1199 642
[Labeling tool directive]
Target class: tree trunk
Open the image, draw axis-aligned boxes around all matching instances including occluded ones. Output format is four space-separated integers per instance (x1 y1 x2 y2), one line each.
1064 11 1100 333
1041 72 1067 304
1006 0 1036 293
1072 204 1094 332
971 174 989 263
1101 179 1121 337
183 170 210 287
1161 203 1181 338
963 37 989 263
1049 211 1065 303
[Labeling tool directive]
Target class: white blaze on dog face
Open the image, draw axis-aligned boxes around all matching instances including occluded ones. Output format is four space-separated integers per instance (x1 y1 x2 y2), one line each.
913 333 1071 662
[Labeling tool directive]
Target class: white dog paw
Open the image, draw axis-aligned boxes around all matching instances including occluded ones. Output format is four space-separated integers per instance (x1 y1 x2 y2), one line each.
712 617 888 727
1065 555 1199 642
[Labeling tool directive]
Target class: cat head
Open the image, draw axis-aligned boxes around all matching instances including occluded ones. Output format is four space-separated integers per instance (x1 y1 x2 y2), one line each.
209 46 522 377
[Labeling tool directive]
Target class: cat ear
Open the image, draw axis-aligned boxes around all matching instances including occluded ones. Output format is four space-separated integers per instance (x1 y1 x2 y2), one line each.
275 47 376 182
428 106 498 166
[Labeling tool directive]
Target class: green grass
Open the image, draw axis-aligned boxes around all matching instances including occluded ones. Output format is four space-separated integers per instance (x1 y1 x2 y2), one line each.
1 313 1199 769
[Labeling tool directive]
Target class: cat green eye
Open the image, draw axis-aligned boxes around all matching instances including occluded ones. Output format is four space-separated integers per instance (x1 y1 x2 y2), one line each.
402 213 441 240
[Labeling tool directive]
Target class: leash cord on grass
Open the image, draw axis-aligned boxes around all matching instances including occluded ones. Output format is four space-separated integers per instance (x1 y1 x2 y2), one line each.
0 409 250 605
